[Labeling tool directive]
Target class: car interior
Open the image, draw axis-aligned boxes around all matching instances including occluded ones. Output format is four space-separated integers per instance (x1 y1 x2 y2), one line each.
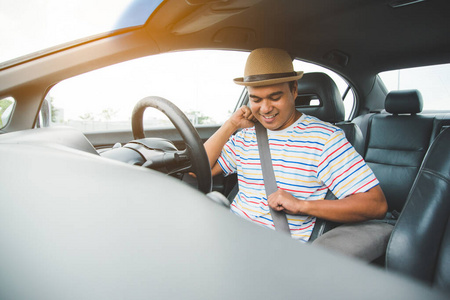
0 0 449 299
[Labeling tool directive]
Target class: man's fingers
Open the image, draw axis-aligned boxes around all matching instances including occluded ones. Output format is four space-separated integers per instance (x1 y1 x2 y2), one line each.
268 193 282 210
242 106 253 119
274 204 284 211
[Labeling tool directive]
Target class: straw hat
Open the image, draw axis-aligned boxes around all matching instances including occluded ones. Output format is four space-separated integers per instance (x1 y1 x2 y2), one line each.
234 48 303 86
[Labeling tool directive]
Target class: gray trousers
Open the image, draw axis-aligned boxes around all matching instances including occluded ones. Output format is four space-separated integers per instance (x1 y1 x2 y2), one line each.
312 221 394 262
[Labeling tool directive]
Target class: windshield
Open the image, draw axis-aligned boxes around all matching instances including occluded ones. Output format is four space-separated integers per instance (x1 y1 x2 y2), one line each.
0 0 163 64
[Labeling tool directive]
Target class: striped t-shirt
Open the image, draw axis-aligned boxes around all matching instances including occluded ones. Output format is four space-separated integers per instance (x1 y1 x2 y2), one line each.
217 114 379 242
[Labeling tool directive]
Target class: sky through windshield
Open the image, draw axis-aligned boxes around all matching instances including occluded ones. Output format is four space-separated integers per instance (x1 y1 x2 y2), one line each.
0 0 162 64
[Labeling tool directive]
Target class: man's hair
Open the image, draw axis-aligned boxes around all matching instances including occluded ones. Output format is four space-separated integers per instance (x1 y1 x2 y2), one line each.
288 80 297 93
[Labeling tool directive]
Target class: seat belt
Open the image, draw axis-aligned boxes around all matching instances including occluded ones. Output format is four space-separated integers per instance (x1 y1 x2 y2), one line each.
255 122 291 235
309 189 339 242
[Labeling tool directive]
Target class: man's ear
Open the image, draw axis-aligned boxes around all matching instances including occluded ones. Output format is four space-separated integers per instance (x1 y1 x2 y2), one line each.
291 81 298 97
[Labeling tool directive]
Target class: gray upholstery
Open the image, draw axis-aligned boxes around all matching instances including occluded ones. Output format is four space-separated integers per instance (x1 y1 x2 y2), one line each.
386 128 450 293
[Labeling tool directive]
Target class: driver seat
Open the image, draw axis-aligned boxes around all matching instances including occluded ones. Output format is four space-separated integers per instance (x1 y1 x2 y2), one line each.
295 72 364 155
296 72 366 241
385 127 450 293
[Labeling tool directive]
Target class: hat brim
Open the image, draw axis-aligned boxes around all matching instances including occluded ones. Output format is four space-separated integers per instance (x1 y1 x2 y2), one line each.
233 71 304 87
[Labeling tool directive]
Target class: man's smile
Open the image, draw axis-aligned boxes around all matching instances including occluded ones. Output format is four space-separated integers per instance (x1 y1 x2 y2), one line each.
261 113 278 121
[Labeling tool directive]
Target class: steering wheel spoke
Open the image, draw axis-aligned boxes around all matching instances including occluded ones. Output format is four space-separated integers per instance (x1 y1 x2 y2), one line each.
131 96 212 194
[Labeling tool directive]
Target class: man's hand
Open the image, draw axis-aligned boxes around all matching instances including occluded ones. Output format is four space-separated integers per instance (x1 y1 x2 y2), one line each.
229 105 257 129
267 189 305 215
204 105 257 177
268 186 387 223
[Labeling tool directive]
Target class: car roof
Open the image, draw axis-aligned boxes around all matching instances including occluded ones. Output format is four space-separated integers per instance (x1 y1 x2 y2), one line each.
146 0 450 84
4 0 449 83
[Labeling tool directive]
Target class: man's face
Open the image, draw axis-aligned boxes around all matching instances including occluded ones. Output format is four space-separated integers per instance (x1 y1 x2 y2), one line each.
248 82 299 131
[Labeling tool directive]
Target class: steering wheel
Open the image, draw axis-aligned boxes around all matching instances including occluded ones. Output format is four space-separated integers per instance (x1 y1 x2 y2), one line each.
131 96 212 194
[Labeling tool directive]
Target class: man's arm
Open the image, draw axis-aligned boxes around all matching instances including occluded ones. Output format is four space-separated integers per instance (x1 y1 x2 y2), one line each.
267 186 387 222
204 106 256 177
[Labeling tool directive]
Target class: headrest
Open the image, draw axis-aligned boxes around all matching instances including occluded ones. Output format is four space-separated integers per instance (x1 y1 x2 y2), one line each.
295 72 345 123
385 90 423 114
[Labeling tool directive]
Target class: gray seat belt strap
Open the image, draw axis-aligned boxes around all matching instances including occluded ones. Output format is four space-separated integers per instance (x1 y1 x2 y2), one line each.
255 122 291 235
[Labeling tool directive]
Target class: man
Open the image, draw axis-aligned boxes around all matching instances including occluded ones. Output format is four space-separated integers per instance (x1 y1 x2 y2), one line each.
204 48 387 242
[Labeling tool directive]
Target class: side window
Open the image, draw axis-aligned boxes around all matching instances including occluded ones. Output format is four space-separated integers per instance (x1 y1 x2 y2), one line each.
45 50 248 133
0 97 15 128
44 50 355 132
379 63 450 111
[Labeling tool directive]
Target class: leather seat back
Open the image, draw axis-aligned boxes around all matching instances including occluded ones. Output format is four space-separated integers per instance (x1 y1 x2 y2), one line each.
296 72 345 123
363 90 434 212
296 72 364 155
386 127 450 293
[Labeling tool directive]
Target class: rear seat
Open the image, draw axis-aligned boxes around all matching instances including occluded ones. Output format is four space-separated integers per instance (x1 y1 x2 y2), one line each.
354 90 450 216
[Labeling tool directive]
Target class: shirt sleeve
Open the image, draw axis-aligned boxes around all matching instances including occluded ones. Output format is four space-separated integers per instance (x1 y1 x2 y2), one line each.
217 135 237 176
317 128 379 199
